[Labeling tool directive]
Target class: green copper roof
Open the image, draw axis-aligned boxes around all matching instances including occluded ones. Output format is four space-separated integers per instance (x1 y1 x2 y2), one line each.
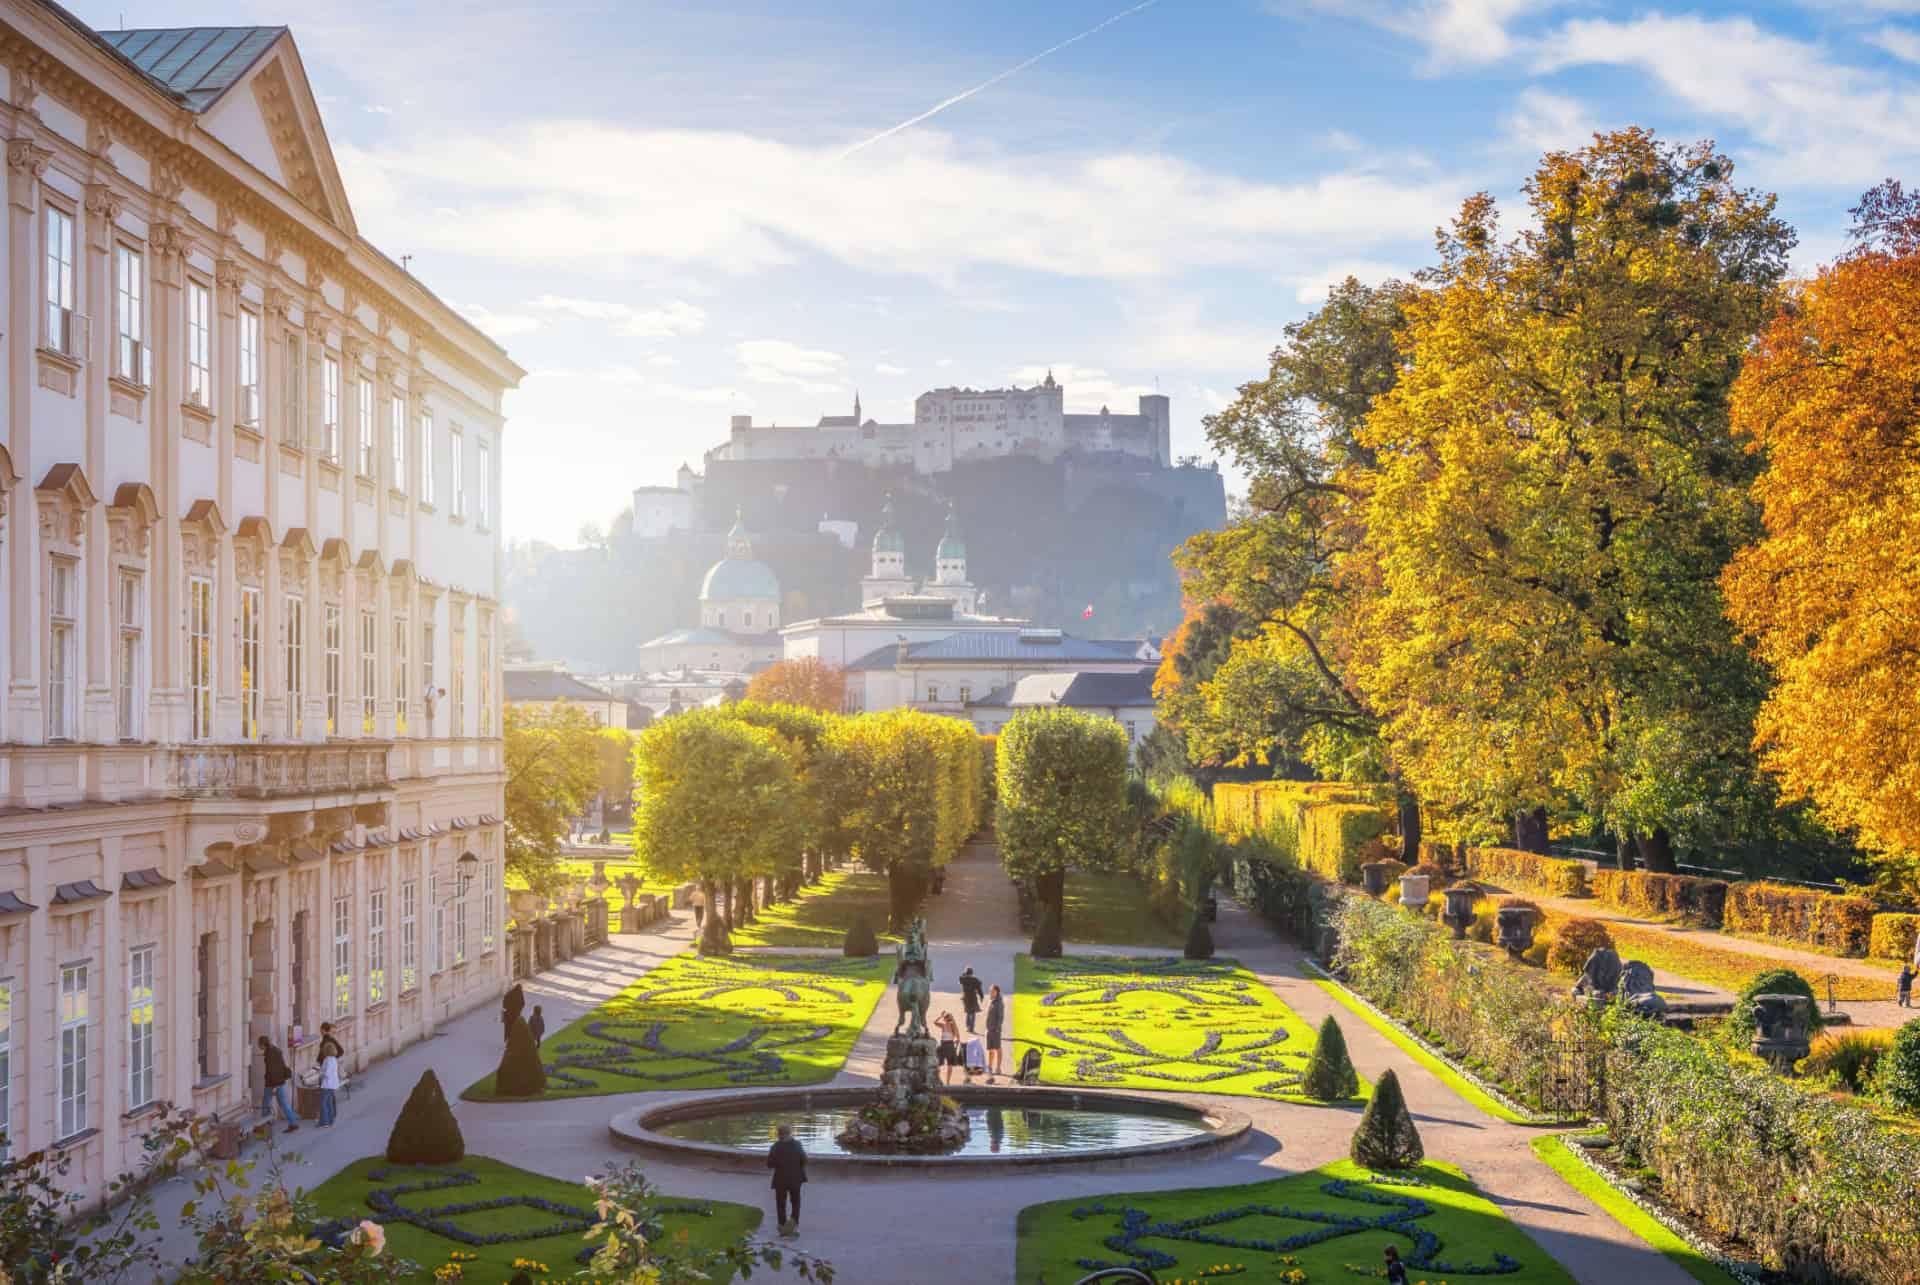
873 495 905 555
936 503 965 560
98 27 285 112
700 556 779 602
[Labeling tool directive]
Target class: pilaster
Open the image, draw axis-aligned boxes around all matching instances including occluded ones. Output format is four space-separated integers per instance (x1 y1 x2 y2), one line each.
81 183 120 744
7 138 51 743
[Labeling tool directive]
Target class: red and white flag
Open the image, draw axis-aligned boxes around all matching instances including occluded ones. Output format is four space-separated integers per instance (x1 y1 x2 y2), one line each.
1082 603 1095 619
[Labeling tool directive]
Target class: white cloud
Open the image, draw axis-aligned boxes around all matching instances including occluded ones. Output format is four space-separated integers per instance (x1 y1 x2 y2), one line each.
335 126 1459 285
738 339 845 392
646 354 680 368
531 294 708 338
1289 259 1410 304
455 301 541 338
1536 14 1920 183
935 357 955 368
1302 0 1554 69
1500 87 1597 156
875 361 909 375
1871 25 1920 63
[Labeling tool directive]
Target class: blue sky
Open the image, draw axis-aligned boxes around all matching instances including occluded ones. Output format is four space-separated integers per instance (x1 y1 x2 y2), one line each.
78 0 1920 544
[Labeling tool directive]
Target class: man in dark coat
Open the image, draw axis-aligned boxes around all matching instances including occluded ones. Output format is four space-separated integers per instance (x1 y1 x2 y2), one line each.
317 1021 345 1063
257 1036 300 1132
766 1123 807 1234
958 966 985 1033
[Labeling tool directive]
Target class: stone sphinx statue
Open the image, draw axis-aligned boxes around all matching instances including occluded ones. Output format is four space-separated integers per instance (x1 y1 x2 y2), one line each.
1618 959 1667 1017
892 917 932 1040
1573 946 1623 1001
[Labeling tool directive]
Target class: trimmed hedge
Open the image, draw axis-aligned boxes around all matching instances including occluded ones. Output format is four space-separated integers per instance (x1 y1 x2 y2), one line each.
1301 803 1390 884
1546 917 1613 974
1870 912 1920 963
1463 846 1587 898
1589 869 1728 927
1723 882 1875 957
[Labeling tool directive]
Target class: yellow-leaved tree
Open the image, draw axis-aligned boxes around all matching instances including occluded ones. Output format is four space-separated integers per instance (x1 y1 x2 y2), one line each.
1723 181 1920 895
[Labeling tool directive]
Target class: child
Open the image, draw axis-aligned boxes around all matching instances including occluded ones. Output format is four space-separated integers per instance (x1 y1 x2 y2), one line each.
318 1046 341 1127
1899 962 1915 1009
1382 1245 1409 1285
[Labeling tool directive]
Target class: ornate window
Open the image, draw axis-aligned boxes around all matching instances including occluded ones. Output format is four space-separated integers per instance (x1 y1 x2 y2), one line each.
450 602 466 738
324 603 342 736
450 429 465 517
477 609 493 736
392 613 409 736
390 394 406 487
284 594 305 739
359 608 377 734
322 355 341 462
357 378 376 478
367 888 387 1007
422 619 436 734
482 859 496 953
431 872 445 975
58 962 89 1139
401 877 419 993
419 410 435 505
44 204 74 352
282 329 305 448
239 586 262 740
453 868 469 966
114 244 144 382
127 944 156 1110
187 279 212 407
331 894 352 1018
477 439 492 527
46 556 76 740
118 571 144 740
189 577 213 739
238 309 262 426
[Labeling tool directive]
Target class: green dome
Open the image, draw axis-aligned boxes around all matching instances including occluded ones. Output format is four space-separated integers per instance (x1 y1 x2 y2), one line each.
873 495 906 555
700 556 780 601
936 504 965 559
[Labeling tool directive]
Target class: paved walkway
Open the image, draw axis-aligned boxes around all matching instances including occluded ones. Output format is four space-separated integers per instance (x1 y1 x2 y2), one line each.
1499 886 1909 1028
131 851 1695 1283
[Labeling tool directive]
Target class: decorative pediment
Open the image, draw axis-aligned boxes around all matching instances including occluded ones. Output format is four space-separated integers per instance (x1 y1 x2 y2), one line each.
183 497 228 536
235 515 274 583
182 498 227 573
355 548 386 577
108 482 160 558
389 558 416 583
37 462 97 548
246 48 356 232
278 525 318 577
320 535 352 566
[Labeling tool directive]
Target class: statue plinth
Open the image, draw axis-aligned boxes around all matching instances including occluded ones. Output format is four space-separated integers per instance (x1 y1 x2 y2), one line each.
836 1035 969 1153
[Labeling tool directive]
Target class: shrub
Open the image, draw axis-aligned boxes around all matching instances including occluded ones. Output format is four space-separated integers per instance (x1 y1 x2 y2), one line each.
1879 1020 1920 1113
1184 910 1215 960
1802 1029 1894 1094
1589 869 1727 927
1031 902 1063 959
494 1015 548 1098
1350 1069 1422 1169
1726 966 1823 1044
386 1069 465 1163
1870 912 1920 963
1302 1015 1359 1101
843 913 878 957
1723 882 1875 957
1301 803 1391 884
1464 846 1587 897
1416 841 1459 874
1547 918 1614 974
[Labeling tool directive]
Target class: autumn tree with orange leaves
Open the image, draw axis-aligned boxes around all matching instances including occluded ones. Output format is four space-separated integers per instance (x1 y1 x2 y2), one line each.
744 657 847 713
1723 180 1920 896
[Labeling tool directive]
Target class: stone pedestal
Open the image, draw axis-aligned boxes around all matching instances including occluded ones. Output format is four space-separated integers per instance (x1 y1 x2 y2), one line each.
836 1034 969 1153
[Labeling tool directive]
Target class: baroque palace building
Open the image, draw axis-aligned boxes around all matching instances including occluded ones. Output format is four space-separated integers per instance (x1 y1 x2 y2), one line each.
0 6 523 1199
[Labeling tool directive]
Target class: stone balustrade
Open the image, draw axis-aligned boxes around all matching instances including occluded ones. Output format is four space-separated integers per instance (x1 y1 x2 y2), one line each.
168 743 393 797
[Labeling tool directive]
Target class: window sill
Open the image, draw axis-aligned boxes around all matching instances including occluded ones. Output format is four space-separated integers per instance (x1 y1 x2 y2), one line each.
363 1002 389 1016
108 374 149 399
37 344 82 373
399 987 420 999
318 456 343 474
122 1101 164 1123
418 501 435 514
388 487 408 502
237 420 264 441
54 1127 100 1151
192 1073 231 1092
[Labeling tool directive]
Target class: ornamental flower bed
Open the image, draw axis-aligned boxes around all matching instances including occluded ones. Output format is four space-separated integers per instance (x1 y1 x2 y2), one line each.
1015 954 1368 1103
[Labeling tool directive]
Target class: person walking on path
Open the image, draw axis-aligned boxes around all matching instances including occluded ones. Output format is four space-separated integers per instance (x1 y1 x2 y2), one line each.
935 1011 963 1085
529 1005 548 1045
1899 962 1915 1009
985 984 1006 1080
257 1037 299 1133
959 966 985 1033
317 1047 341 1127
692 887 706 933
766 1123 808 1235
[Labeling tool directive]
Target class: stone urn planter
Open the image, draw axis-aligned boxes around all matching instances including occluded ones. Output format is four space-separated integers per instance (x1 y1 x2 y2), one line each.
1361 861 1395 897
1495 904 1536 958
1441 884 1480 940
510 889 543 921
1751 993 1813 1073
1398 873 1431 911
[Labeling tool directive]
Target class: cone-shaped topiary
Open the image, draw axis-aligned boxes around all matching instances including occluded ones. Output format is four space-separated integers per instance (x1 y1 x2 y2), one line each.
1031 902 1063 959
502 981 526 1024
386 1068 465 1163
1350 1068 1422 1169
494 1014 548 1098
1184 910 1215 960
1302 1014 1359 1101
843 912 879 957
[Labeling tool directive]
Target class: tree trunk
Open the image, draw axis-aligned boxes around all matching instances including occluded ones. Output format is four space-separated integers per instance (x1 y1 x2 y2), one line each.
1513 807 1550 854
1636 828 1676 874
1037 866 1066 922
1396 791 1422 864
1614 833 1636 872
698 878 732 954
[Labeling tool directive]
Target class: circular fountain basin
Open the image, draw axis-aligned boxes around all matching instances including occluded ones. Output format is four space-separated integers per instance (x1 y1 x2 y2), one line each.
610 1085 1251 1172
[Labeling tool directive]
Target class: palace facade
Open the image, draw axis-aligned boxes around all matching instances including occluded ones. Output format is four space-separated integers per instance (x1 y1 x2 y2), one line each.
0 7 522 1200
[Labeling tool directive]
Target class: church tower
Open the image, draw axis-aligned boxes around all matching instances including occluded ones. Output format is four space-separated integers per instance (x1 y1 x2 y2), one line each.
923 501 979 614
860 493 916 604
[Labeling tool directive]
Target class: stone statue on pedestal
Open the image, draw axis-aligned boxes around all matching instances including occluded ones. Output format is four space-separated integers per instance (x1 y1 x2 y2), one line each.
892 917 932 1039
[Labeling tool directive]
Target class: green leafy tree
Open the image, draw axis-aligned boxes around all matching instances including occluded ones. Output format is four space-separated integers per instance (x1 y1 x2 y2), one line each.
505 701 605 891
996 708 1130 927
630 709 807 953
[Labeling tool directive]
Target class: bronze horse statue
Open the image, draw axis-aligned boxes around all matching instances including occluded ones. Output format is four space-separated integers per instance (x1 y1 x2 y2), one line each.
893 917 932 1040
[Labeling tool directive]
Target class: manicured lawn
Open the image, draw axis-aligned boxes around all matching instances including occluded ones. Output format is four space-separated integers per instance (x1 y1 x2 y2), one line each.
1060 869 1184 948
728 867 900 948
1016 1159 1576 1284
306 1154 760 1283
1014 954 1369 1103
462 952 891 1100
1530 1136 1747 1285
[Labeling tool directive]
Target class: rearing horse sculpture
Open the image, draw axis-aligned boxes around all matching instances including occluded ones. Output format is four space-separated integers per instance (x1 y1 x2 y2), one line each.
892 917 932 1040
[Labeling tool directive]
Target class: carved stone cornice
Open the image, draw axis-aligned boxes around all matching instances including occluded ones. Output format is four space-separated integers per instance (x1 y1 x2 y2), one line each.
86 117 114 166
265 285 290 317
215 258 246 293
7 135 51 211
305 310 330 346
83 182 121 221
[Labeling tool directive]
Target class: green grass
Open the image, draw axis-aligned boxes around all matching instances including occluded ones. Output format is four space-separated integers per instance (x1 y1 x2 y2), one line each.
1530 1135 1747 1285
728 868 901 948
305 1154 760 1283
1553 917 1897 1001
462 952 890 1100
1016 1159 1577 1284
1059 869 1185 948
1014 954 1369 1103
1304 970 1552 1125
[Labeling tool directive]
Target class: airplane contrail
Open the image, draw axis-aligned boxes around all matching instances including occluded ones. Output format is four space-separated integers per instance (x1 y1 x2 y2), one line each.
834 0 1160 161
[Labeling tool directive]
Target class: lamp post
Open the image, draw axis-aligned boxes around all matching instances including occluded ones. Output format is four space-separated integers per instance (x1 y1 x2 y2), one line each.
425 851 481 1038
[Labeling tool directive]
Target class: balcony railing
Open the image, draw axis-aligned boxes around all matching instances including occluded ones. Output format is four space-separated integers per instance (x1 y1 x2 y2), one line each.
169 743 392 797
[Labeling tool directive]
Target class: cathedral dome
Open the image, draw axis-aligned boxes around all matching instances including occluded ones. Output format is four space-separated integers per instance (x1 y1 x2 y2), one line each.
873 495 906 555
700 557 780 602
936 503 965 560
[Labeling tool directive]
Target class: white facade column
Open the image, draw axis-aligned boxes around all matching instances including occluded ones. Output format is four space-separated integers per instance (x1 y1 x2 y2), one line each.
6 138 52 746
145 222 186 743
80 184 119 744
